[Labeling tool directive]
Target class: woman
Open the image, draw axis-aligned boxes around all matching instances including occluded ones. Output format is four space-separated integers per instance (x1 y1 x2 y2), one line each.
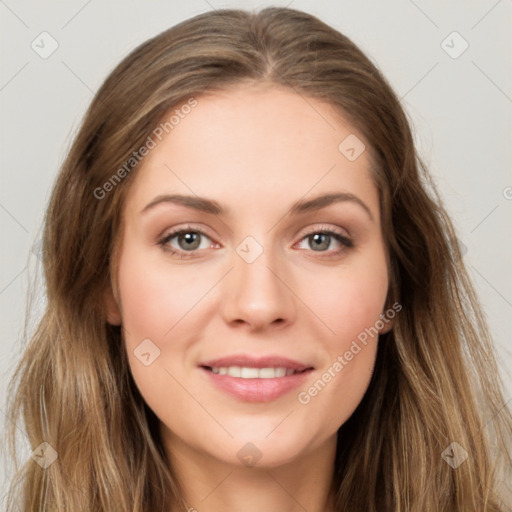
5 6 512 511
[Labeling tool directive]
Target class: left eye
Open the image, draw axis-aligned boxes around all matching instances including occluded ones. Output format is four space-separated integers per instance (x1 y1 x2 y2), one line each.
295 230 352 252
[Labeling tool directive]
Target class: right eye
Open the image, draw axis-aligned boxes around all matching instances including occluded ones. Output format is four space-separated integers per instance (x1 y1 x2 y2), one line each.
158 226 218 258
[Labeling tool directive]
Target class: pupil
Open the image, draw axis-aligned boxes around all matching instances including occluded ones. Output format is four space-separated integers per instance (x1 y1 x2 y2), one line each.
180 232 200 250
311 233 329 251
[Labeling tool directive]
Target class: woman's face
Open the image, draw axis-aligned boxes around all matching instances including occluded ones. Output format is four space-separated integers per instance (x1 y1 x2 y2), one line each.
108 84 393 469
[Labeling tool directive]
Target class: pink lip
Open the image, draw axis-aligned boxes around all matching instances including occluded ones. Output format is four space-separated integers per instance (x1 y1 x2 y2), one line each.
199 354 312 371
198 354 314 402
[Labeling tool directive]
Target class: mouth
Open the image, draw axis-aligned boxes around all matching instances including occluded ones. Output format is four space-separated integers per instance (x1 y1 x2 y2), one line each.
198 355 314 402
201 365 310 378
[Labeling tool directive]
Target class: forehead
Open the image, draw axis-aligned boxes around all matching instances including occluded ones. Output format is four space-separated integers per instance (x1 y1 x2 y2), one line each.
124 84 378 219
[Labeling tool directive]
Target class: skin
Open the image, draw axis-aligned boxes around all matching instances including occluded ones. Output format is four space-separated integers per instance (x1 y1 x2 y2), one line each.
106 82 393 512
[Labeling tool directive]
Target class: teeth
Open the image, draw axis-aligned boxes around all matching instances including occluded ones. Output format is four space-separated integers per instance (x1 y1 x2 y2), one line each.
240 367 259 378
227 366 241 377
274 367 286 377
259 367 277 378
210 366 298 379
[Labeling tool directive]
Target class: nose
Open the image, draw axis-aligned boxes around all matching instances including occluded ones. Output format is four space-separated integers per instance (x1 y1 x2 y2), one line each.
220 243 297 332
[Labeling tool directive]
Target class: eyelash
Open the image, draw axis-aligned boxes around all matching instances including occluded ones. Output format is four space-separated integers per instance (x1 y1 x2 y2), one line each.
157 224 354 259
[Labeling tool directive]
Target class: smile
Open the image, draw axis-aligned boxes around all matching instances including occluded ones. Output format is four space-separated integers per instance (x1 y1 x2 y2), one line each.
198 355 314 402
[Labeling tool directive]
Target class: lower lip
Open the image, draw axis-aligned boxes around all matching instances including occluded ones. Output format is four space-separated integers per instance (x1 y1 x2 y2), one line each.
200 367 313 402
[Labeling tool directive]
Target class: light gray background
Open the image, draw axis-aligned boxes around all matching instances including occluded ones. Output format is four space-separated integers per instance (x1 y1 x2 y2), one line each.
1 0 511 504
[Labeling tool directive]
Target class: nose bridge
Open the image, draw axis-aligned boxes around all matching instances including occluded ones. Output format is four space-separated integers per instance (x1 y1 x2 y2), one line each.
220 234 295 329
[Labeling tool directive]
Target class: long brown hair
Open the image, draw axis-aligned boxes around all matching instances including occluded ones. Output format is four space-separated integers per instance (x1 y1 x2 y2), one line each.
5 7 512 511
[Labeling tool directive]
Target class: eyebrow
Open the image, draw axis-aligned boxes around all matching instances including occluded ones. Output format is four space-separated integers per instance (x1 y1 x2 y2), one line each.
140 192 374 221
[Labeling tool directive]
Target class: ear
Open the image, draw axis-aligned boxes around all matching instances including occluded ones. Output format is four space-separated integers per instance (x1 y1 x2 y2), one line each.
104 286 122 325
377 314 395 335
377 294 399 335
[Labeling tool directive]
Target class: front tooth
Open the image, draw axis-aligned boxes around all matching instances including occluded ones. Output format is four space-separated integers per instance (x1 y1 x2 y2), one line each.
259 367 276 378
240 367 260 378
227 366 241 377
275 367 287 377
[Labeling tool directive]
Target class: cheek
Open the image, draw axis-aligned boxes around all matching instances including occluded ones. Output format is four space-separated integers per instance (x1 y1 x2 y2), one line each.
115 246 210 397
305 254 389 346
117 248 210 343
116 247 210 416
293 251 387 427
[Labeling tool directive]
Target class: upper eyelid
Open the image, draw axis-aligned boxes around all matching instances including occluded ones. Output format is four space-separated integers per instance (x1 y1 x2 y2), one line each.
295 223 350 239
160 224 213 241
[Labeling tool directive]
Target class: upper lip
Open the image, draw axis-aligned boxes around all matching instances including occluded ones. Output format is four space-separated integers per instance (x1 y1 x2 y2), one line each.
199 354 314 371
